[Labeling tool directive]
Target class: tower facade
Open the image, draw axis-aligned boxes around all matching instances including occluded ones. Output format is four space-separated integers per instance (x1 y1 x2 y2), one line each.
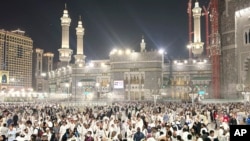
0 29 33 90
58 5 73 66
74 16 86 65
32 48 44 91
34 48 44 77
32 48 54 92
43 52 54 72
219 0 250 98
220 0 241 98
191 1 204 57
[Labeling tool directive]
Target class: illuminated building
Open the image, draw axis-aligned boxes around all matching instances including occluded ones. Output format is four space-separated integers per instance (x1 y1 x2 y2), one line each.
220 1 250 98
0 29 33 90
45 5 212 101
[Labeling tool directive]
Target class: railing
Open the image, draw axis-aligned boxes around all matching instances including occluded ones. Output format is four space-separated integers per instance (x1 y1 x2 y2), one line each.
200 98 243 103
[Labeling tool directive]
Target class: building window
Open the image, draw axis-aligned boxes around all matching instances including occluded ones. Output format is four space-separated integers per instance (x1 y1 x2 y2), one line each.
17 45 23 58
1 74 7 83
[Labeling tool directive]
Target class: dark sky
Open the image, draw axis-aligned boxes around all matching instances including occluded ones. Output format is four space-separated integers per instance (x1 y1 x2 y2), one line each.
0 0 209 62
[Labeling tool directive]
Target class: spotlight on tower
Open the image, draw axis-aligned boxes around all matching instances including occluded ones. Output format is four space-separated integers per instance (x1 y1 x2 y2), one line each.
158 49 165 54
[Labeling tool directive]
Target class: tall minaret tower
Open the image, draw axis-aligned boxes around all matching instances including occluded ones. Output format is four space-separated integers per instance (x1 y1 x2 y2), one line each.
140 36 146 52
191 0 204 57
33 48 44 92
74 16 85 65
58 4 73 66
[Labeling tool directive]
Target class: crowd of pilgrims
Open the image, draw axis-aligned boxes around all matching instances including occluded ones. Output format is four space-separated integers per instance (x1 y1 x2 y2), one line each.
0 102 249 141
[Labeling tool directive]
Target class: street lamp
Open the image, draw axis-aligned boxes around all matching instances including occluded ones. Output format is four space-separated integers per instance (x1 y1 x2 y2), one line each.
158 49 166 89
188 81 198 106
106 84 110 99
77 82 83 95
189 93 198 106
96 82 100 99
41 73 47 92
65 83 70 103
152 95 160 107
158 49 165 68
151 89 160 107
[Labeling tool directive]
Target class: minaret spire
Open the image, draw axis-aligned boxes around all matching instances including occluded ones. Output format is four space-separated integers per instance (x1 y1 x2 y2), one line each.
77 16 82 28
140 35 146 52
74 15 86 65
58 4 73 66
191 0 204 57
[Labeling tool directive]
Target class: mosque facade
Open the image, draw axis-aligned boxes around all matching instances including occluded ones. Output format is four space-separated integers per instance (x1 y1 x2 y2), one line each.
38 3 212 101
2 1 250 101
220 0 250 98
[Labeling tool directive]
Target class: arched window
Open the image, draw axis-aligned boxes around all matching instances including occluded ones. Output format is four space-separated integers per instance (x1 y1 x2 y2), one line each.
1 74 7 83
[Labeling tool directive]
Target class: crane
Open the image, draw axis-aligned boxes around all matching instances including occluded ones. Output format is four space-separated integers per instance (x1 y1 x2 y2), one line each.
203 0 221 98
209 0 221 99
188 0 221 98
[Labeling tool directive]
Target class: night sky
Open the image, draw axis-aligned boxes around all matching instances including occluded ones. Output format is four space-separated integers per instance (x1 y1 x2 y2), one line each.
0 0 209 62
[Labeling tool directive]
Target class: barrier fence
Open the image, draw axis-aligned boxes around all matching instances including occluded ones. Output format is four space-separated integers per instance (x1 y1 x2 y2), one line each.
0 93 246 105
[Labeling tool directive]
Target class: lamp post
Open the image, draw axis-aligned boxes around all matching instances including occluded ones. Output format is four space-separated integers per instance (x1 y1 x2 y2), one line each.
189 93 198 106
77 82 82 98
188 81 198 106
105 84 110 99
151 89 160 107
96 82 100 99
152 94 160 107
41 73 47 92
158 49 165 67
158 49 166 89
65 83 70 103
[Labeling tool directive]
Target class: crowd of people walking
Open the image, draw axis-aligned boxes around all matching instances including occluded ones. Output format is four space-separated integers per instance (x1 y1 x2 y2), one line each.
0 101 249 141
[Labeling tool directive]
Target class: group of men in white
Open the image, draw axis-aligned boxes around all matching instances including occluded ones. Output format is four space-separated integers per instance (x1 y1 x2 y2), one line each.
0 102 249 141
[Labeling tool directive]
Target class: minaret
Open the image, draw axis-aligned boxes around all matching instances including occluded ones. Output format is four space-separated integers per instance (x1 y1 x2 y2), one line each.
74 16 86 65
58 4 73 66
140 36 146 52
33 48 44 92
35 48 44 77
43 52 54 72
191 0 204 57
